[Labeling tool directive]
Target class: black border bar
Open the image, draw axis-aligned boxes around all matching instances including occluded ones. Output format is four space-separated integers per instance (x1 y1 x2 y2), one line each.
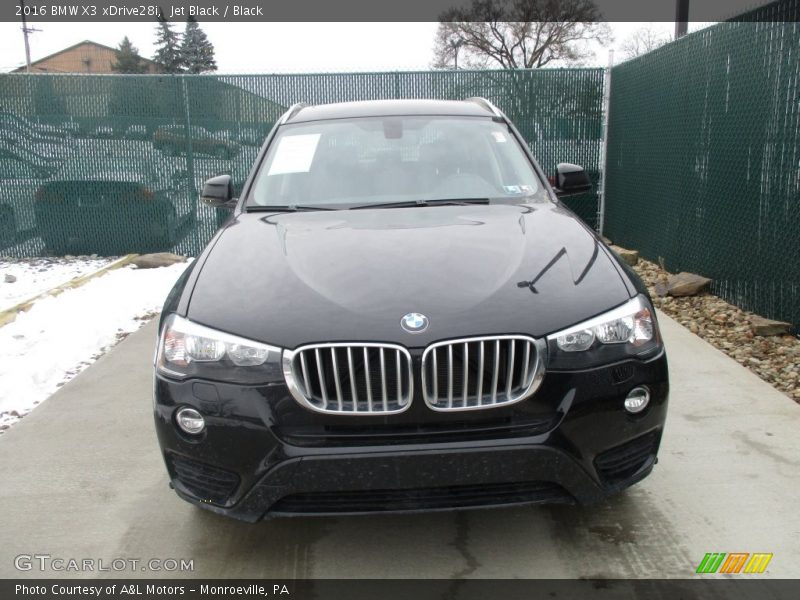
4 579 800 600
3 0 799 23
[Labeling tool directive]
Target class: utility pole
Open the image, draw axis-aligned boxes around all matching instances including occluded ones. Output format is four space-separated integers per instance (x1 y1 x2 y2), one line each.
19 0 40 72
675 0 690 39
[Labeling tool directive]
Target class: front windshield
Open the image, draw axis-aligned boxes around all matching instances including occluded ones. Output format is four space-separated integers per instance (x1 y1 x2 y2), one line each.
248 115 547 208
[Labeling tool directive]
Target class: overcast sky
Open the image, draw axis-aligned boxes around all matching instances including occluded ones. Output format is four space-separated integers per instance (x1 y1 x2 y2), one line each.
0 21 722 74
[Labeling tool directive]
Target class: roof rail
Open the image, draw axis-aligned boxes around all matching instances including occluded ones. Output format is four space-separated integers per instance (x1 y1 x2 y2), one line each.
464 97 503 118
280 102 308 124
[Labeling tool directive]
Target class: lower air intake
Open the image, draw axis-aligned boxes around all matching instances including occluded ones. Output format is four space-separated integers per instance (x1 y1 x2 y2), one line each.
167 453 240 505
594 431 659 485
271 481 572 514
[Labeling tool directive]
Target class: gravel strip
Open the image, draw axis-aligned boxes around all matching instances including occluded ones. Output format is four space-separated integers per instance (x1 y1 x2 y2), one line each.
633 259 800 404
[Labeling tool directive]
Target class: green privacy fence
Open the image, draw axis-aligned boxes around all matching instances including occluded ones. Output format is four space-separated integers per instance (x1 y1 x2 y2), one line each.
0 68 604 258
603 18 800 329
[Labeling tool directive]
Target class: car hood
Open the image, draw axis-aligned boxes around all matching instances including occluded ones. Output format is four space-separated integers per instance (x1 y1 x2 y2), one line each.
187 201 632 348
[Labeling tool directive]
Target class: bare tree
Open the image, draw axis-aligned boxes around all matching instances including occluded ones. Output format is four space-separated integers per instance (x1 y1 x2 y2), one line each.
432 0 612 70
619 25 670 59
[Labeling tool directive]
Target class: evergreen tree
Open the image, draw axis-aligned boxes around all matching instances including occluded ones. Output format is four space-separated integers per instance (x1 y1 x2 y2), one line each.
153 12 183 73
180 16 217 74
111 36 148 74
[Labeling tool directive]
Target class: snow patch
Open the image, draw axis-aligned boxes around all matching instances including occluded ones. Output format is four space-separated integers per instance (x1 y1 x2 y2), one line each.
0 262 191 434
0 257 115 312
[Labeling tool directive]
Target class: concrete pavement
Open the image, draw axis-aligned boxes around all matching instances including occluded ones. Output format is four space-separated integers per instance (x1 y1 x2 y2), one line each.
1 312 798 578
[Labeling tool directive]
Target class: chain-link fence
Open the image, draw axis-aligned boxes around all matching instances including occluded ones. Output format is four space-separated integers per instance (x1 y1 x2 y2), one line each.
730 0 799 22
0 68 604 258
603 18 800 329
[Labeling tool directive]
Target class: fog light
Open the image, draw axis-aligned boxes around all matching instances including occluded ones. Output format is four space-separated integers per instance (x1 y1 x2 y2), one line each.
624 386 650 414
176 407 205 434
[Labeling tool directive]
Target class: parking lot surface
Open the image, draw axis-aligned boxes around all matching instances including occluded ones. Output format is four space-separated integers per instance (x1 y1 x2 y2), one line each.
0 312 798 578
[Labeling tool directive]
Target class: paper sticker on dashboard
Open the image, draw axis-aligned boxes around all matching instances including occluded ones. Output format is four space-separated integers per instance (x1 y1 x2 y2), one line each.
268 134 321 175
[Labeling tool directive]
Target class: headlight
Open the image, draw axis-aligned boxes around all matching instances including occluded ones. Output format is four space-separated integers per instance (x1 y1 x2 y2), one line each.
156 314 283 384
546 295 661 369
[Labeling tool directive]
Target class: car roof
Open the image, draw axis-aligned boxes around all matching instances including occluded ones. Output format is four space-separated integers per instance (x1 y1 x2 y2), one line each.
53 157 153 182
285 99 498 124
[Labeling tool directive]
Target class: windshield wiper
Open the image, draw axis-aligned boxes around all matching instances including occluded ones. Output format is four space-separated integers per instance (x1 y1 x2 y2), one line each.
349 198 491 210
246 204 338 212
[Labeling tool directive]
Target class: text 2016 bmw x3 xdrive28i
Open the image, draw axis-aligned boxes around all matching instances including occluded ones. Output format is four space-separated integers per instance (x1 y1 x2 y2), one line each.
153 98 668 521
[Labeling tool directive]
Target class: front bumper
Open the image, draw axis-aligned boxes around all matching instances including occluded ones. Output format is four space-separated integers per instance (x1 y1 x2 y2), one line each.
154 350 668 522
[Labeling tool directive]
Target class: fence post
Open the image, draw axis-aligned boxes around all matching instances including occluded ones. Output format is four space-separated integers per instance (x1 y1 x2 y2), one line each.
597 50 614 236
180 75 198 253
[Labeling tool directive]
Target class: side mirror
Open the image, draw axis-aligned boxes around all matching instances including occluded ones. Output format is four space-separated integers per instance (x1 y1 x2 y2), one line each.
200 174 235 208
553 163 592 197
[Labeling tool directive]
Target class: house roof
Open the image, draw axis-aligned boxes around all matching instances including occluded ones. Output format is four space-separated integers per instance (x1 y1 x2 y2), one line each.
12 40 159 73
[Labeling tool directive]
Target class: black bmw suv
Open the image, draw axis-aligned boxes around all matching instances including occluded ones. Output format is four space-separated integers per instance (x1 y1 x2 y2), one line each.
154 98 668 521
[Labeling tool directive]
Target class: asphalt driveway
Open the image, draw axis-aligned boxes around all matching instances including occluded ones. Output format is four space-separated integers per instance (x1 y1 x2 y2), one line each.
1 312 798 579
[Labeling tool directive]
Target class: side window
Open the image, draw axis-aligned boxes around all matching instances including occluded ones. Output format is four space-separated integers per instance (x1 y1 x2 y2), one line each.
0 158 20 179
0 158 9 178
0 157 31 179
14 162 40 179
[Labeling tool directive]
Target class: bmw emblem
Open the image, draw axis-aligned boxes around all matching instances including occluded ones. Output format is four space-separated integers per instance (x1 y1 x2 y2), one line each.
401 313 429 334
